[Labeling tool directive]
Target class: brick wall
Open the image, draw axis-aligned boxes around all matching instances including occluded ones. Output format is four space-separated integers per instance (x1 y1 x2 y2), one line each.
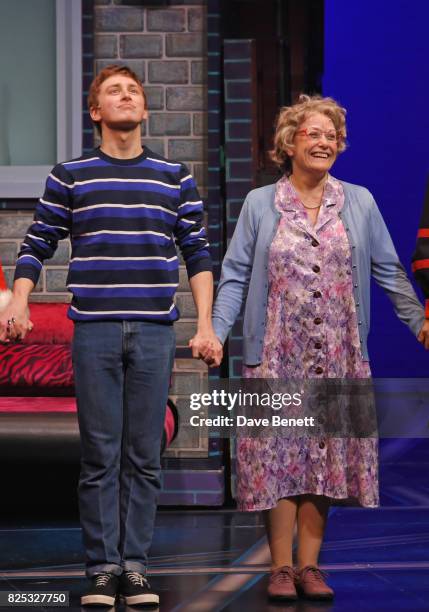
0 1 211 460
0 222 70 302
94 0 207 195
223 39 258 378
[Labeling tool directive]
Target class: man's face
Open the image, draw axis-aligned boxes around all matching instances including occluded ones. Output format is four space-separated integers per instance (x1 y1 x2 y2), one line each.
90 74 147 132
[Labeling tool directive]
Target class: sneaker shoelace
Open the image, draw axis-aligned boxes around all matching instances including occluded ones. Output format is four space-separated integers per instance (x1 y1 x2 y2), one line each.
126 572 148 587
271 567 294 584
95 574 112 587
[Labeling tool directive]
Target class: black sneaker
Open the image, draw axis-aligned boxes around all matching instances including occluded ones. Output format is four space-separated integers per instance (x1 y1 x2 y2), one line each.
119 571 159 606
81 572 119 606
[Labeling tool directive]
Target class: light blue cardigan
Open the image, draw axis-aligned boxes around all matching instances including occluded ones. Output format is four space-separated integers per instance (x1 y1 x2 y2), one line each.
212 180 424 365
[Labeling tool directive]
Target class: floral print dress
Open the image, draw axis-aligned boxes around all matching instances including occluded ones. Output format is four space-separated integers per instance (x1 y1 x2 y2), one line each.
237 174 379 511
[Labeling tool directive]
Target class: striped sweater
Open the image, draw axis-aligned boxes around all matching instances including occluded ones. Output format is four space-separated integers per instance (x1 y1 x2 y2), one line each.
14 147 212 323
412 178 429 318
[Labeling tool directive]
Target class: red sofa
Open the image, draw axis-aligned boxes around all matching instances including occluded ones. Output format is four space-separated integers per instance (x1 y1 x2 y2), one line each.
0 303 177 460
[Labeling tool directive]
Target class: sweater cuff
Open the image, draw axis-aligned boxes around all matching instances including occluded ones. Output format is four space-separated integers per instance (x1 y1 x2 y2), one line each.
212 317 229 345
186 257 213 279
13 264 41 287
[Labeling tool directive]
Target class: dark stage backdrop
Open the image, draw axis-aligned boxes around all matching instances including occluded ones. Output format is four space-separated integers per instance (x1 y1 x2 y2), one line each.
323 0 429 377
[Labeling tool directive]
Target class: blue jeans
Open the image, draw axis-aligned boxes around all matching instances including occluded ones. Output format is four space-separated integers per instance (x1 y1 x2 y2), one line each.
72 321 175 577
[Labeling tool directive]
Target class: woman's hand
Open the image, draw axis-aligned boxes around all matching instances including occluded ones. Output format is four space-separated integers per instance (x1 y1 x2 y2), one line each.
417 320 429 349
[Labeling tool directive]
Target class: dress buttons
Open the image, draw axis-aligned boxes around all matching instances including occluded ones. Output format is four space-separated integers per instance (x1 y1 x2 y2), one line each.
313 291 322 298
315 366 323 374
314 317 322 325
311 239 319 247
314 342 322 349
312 264 320 273
319 441 325 449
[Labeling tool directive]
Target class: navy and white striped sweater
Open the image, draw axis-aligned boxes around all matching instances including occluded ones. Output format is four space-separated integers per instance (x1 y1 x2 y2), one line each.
14 147 212 323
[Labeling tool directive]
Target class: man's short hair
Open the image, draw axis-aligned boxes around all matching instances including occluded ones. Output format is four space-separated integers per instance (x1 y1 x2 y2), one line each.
88 64 147 136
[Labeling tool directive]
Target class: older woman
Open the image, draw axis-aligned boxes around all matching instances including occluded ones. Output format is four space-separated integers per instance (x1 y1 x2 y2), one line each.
210 95 429 601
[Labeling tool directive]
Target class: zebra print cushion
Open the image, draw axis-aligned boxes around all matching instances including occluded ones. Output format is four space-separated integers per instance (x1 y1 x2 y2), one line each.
0 344 73 388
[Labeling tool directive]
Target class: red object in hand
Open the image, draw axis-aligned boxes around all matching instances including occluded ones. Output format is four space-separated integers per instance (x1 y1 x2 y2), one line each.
0 258 12 311
22 303 73 344
0 258 7 291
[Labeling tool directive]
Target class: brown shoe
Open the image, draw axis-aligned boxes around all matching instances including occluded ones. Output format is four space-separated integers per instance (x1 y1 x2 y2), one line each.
295 565 334 600
267 565 298 600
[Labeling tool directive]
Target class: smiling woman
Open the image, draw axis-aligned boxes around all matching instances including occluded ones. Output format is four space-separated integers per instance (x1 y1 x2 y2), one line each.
211 93 428 601
271 95 347 174
268 95 348 225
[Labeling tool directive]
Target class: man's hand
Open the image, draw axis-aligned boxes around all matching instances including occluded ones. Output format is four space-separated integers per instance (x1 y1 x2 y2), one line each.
187 271 222 366
189 328 223 367
417 319 429 349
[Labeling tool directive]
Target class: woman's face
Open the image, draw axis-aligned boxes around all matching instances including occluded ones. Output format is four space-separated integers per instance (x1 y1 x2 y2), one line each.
288 112 338 176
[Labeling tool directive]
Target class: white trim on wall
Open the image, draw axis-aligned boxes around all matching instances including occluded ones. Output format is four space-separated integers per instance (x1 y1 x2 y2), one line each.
0 0 82 199
56 0 82 162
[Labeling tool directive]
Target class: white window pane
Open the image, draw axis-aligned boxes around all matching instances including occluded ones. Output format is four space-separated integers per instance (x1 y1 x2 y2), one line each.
0 0 56 166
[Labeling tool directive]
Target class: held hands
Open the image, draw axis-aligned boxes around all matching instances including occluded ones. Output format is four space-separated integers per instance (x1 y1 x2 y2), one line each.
417 319 429 350
189 326 223 368
0 295 33 343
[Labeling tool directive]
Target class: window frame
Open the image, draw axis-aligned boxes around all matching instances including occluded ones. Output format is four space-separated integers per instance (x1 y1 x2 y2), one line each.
0 0 82 198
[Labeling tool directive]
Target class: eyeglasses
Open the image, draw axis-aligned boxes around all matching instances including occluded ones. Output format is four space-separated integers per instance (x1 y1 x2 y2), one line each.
296 128 338 143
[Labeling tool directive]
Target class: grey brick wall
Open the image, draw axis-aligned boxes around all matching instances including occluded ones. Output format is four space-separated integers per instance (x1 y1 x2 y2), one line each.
0 212 70 301
94 1 207 194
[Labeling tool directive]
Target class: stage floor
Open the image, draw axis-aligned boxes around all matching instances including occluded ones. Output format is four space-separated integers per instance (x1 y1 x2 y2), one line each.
1 506 428 611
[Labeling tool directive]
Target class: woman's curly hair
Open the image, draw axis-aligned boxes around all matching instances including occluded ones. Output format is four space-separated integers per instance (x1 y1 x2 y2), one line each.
270 94 347 174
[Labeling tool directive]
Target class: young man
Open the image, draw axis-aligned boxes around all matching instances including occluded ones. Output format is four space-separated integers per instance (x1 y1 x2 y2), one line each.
0 64 220 606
